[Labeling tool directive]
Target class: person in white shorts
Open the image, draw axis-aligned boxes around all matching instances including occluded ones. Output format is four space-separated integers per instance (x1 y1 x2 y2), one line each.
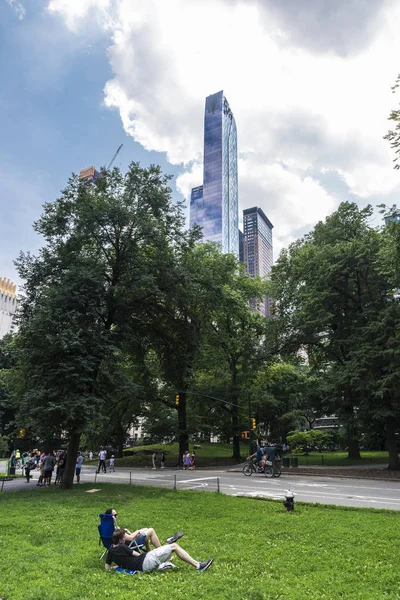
105 529 213 573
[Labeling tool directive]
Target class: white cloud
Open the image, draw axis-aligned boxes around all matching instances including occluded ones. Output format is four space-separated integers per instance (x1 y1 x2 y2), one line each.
5 0 26 20
47 0 400 252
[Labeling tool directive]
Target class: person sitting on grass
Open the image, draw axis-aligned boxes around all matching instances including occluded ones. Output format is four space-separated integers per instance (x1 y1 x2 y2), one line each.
104 507 183 550
105 529 214 573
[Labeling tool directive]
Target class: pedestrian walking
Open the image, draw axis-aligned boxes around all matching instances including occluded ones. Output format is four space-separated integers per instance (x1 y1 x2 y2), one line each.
109 455 115 472
76 451 84 483
89 451 93 461
152 451 157 470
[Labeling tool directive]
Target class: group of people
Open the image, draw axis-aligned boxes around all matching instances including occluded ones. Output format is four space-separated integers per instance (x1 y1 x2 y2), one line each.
22 449 67 486
151 451 166 470
102 507 213 574
96 448 115 473
22 449 85 485
182 450 196 470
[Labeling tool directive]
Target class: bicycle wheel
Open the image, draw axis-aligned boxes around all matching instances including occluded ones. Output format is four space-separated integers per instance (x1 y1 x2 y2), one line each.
273 465 282 478
264 466 274 478
243 463 253 476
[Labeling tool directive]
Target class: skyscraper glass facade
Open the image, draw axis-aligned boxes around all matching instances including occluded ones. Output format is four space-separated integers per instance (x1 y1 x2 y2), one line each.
243 207 273 316
190 185 204 230
190 91 239 255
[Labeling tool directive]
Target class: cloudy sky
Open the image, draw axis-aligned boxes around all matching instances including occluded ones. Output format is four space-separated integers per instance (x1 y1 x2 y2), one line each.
2 0 400 285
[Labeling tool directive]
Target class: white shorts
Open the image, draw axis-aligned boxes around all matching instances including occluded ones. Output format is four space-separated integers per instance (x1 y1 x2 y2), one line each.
142 545 173 571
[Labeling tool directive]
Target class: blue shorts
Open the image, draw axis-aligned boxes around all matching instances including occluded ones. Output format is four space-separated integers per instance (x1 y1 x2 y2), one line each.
75 467 81 476
135 533 147 547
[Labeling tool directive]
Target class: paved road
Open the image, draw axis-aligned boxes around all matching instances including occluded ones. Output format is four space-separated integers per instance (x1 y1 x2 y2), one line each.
2 462 400 510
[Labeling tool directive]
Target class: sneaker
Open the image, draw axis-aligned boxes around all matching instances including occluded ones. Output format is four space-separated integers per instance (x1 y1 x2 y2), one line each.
197 559 214 572
156 562 176 571
166 531 184 544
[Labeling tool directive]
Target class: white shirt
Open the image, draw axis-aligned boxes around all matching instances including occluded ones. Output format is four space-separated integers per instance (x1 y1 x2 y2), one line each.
99 450 107 460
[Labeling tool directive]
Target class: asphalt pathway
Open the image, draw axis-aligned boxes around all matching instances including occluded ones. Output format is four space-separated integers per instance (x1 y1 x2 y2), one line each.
2 462 400 510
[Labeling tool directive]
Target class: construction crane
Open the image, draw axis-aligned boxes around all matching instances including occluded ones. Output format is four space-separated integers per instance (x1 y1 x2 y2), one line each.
104 144 123 170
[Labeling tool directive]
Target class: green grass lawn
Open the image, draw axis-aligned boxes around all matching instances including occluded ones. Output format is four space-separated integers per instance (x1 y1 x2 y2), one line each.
1 484 400 600
292 451 390 467
112 443 390 468
115 442 249 468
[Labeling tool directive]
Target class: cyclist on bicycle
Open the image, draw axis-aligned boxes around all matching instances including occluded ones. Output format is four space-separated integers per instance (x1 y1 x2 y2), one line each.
247 446 265 470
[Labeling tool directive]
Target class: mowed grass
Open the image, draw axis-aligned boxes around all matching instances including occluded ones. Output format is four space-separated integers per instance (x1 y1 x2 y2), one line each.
116 442 247 467
116 443 390 468
292 451 390 467
1 484 399 600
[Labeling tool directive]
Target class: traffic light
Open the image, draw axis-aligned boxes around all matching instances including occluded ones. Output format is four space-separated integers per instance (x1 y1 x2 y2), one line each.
175 394 180 406
17 429 25 438
241 431 249 439
251 418 256 430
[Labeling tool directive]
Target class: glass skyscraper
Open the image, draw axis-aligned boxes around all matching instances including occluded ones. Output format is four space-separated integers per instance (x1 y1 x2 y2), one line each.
190 91 239 255
243 207 274 317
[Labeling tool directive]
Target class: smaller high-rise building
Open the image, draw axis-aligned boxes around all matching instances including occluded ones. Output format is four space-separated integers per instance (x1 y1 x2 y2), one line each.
79 166 99 183
0 278 18 339
243 207 273 316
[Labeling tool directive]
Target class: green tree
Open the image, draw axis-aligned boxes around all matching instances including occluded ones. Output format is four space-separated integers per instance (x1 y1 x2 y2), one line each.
15 163 191 488
196 262 269 461
270 203 391 460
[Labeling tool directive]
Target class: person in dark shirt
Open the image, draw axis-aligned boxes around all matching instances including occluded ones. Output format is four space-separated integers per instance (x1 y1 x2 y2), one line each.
105 529 213 573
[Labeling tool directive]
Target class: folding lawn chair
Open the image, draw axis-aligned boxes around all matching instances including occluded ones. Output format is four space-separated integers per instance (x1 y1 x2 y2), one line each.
98 513 115 559
98 514 147 559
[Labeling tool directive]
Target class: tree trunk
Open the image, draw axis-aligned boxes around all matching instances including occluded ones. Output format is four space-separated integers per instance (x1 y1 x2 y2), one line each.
177 391 188 467
385 417 400 471
60 430 81 489
230 364 241 462
347 436 361 460
117 431 124 459
343 387 361 459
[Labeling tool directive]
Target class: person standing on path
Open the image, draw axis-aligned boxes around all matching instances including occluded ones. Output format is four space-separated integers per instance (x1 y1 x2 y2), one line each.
89 451 93 461
109 455 115 472
97 448 107 473
43 451 56 486
160 451 166 469
189 451 196 470
183 451 191 470
75 451 84 483
152 452 157 470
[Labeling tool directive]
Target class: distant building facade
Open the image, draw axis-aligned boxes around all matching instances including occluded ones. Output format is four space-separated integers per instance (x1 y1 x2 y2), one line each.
243 207 273 316
79 166 99 183
0 278 18 339
190 90 239 255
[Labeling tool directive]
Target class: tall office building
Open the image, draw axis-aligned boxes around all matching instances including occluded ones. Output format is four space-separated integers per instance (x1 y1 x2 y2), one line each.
243 207 273 316
190 90 239 255
0 278 18 339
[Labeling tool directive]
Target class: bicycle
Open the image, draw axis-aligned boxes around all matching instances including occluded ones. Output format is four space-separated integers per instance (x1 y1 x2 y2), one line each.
270 458 282 478
242 461 274 477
